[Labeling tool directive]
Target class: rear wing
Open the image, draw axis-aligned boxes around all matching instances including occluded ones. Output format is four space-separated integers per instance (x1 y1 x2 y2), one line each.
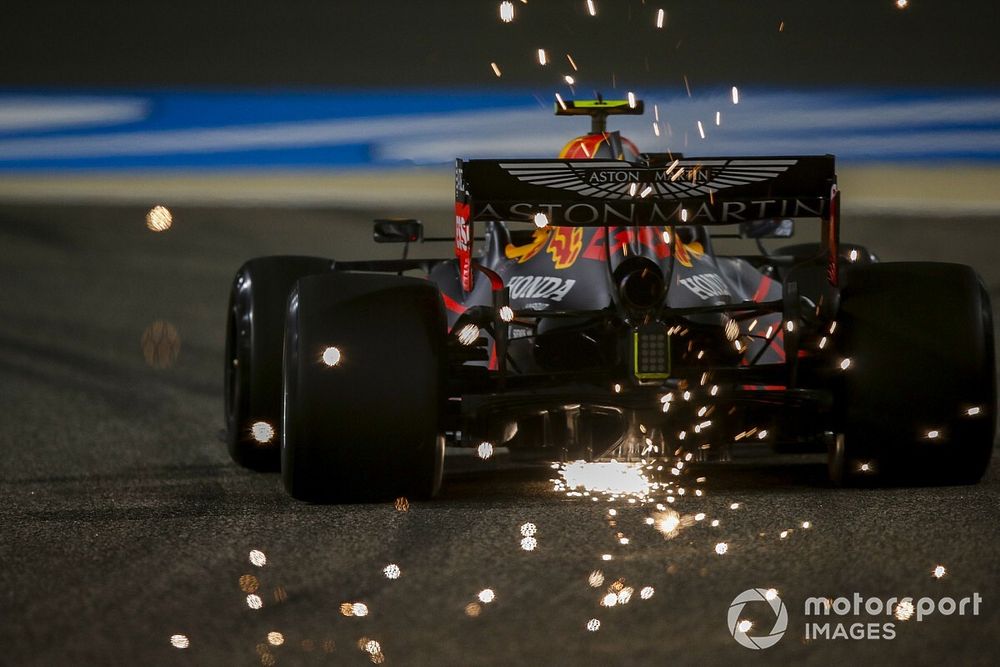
454 154 840 291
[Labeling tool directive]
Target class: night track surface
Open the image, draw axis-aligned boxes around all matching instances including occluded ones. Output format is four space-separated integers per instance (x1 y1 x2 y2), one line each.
2 202 999 665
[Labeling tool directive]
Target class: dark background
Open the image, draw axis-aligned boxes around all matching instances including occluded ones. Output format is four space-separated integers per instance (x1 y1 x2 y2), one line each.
2 0 998 89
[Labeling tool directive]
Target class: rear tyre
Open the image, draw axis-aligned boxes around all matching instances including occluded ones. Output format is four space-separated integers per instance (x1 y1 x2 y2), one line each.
831 262 996 485
225 256 332 470
282 273 447 502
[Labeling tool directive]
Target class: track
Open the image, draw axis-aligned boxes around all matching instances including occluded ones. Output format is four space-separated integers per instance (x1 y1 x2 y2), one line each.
1 202 998 665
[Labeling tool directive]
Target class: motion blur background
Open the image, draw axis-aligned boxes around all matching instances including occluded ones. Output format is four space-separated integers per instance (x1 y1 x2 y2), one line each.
1 0 998 208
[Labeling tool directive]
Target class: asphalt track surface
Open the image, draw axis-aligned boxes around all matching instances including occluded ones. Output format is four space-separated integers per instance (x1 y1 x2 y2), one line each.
2 201 999 666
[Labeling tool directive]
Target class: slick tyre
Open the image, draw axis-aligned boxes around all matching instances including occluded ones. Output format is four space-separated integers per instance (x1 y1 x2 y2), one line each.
831 262 996 485
282 273 447 503
224 256 332 470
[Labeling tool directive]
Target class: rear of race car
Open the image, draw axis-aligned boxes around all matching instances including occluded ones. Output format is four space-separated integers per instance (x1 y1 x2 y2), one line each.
448 153 845 465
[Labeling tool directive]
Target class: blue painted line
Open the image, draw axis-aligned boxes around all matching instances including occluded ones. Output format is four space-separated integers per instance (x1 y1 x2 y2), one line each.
0 88 998 170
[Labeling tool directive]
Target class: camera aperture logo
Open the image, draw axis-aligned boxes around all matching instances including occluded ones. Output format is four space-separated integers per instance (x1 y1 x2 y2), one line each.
728 588 788 649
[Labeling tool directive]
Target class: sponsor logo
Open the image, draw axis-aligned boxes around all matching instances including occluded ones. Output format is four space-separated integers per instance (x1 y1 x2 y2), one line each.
507 276 576 302
546 227 583 269
674 240 705 268
678 273 730 300
472 198 827 226
498 159 799 201
505 228 550 264
729 588 788 650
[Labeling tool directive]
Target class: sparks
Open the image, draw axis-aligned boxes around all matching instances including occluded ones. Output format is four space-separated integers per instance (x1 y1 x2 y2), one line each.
249 550 267 567
564 74 575 85
627 91 637 108
145 205 173 232
383 564 401 579
697 120 705 139
839 357 853 370
490 62 502 77
321 346 342 367
555 92 567 111
896 0 909 8
715 542 729 555
169 635 190 649
247 594 263 610
932 565 947 579
640 586 654 600
736 619 752 633
499 1 515 23
656 8 665 28
250 421 275 444
653 509 681 537
537 48 548 66
478 589 496 604
586 0 596 16
560 461 651 496
895 599 915 621
521 536 538 551
588 570 605 587
499 305 514 323
534 212 549 228
586 619 601 632
731 86 740 105
715 111 721 126
267 632 284 646
458 323 479 346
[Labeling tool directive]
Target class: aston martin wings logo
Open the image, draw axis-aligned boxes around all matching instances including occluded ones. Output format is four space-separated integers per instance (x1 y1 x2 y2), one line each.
497 159 799 200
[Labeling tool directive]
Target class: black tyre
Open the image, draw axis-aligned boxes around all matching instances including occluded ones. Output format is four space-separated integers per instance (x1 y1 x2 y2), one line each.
225 256 332 470
282 272 447 502
831 262 996 485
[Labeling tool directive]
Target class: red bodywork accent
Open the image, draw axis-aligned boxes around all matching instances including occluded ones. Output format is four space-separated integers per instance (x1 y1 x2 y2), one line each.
582 227 672 261
825 184 840 287
455 201 473 291
751 275 774 304
441 292 467 316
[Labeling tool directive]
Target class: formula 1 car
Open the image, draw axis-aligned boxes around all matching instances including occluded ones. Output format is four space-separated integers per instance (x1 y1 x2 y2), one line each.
224 98 996 502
